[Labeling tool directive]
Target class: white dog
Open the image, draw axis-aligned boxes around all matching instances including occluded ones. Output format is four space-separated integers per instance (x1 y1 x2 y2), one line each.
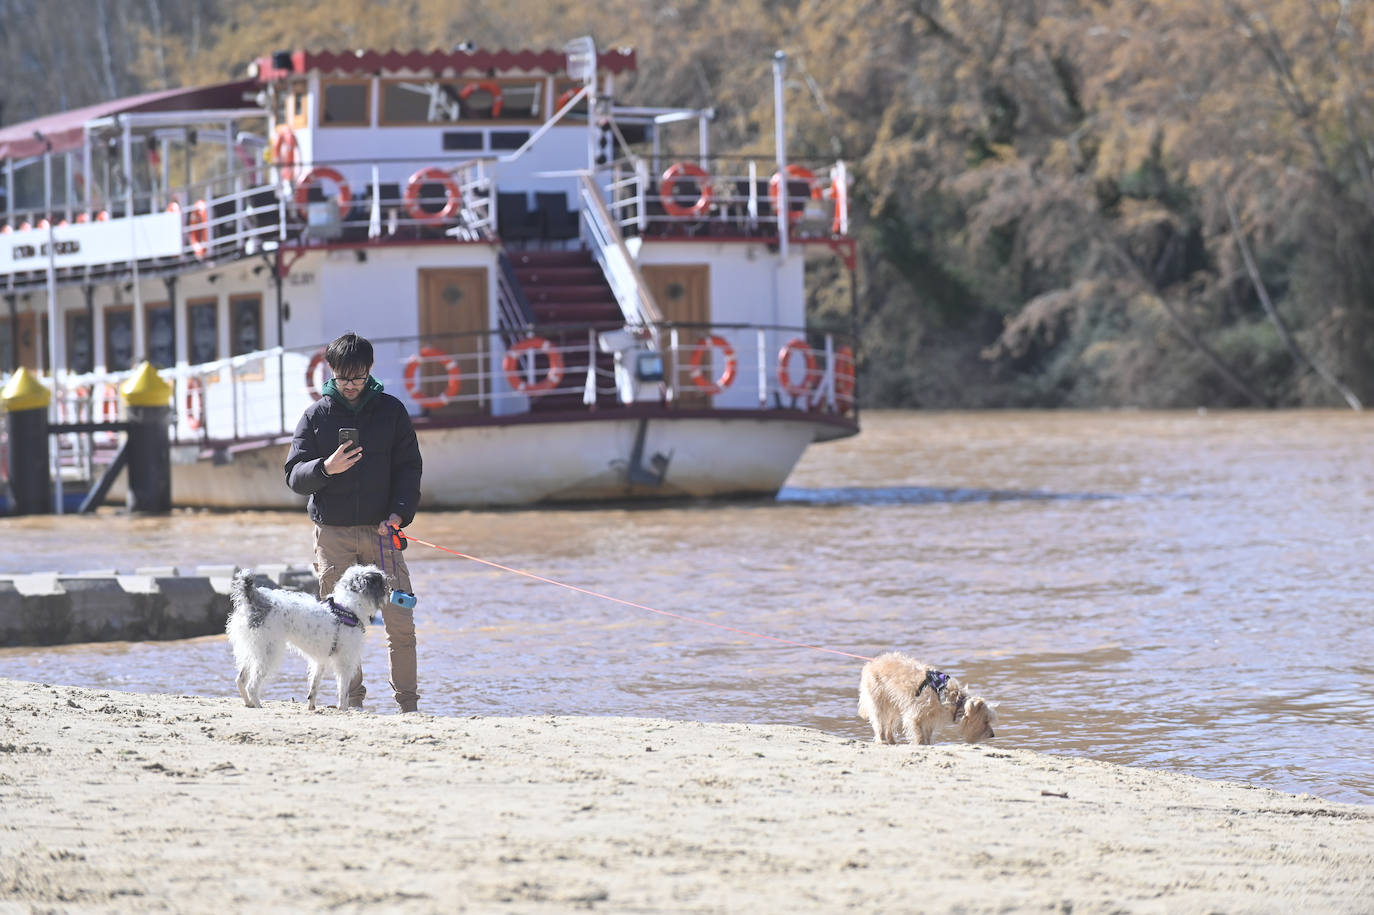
226 565 389 711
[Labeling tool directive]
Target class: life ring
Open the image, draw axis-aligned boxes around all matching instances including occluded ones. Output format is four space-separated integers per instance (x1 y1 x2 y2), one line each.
294 167 352 220
659 162 713 218
96 383 120 444
769 164 823 226
830 173 848 236
305 348 327 402
502 337 565 394
184 377 205 431
688 335 737 394
555 87 586 114
187 199 209 258
459 81 504 117
403 346 462 408
834 344 856 404
272 125 300 182
777 337 821 398
403 166 462 225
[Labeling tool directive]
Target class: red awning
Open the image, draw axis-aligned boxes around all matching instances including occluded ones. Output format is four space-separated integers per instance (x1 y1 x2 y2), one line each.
0 79 260 161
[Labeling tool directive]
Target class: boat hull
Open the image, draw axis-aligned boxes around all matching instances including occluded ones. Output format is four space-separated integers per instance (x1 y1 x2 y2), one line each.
168 411 848 509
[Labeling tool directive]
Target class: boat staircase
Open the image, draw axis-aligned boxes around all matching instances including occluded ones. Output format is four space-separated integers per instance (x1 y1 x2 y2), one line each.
509 248 624 410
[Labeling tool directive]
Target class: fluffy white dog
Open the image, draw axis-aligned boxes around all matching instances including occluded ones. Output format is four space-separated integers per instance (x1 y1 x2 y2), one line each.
226 565 389 711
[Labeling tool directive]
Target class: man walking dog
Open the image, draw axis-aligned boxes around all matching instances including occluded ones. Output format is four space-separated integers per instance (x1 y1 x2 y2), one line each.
285 332 424 712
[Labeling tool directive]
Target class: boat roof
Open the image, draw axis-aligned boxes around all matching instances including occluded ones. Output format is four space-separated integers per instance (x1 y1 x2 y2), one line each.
0 79 260 161
250 47 637 81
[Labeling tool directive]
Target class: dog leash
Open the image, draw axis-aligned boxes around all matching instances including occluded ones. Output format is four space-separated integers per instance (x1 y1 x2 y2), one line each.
396 528 874 662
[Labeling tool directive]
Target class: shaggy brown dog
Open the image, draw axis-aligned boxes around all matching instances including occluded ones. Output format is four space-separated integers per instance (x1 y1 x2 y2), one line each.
858 652 997 745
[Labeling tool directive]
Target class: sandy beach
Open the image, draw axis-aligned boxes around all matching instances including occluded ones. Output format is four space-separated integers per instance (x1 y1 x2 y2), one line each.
1 677 1371 913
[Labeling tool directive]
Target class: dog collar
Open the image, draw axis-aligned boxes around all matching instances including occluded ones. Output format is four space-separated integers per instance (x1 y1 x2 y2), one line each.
326 598 361 628
916 669 950 699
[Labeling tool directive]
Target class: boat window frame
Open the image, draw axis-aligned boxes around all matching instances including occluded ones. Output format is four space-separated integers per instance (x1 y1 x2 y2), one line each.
288 82 309 130
144 300 176 370
378 77 547 126
185 296 220 366
66 309 94 375
102 304 134 373
319 78 373 128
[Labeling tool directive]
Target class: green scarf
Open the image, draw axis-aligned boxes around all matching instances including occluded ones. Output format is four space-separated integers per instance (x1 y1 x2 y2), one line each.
322 376 384 413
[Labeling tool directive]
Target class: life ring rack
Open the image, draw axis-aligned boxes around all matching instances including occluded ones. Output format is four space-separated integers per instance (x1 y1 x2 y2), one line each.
688 334 738 394
503 337 565 395
777 337 821 398
403 346 463 409
659 162 713 219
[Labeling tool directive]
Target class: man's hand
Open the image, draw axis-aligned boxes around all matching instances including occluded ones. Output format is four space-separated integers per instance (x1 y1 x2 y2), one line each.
323 441 360 477
378 513 403 537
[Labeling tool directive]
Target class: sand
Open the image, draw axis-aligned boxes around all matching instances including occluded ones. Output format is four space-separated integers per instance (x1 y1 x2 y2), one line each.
1 677 1371 913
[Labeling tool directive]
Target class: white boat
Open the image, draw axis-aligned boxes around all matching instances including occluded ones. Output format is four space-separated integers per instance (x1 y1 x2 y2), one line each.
0 39 858 510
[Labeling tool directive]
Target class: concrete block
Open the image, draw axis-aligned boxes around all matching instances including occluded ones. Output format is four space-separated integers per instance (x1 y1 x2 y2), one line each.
3 576 72 645
153 576 230 639
57 576 146 642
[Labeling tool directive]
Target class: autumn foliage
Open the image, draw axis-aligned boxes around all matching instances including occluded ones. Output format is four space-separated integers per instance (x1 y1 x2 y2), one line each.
2 0 1370 407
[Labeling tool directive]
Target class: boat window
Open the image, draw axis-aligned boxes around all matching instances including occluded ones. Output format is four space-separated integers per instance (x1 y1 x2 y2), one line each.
442 132 484 151
66 312 94 374
322 81 371 127
230 294 262 357
187 298 219 365
104 306 134 372
145 303 175 369
381 80 463 124
288 84 309 129
380 78 545 124
490 131 530 151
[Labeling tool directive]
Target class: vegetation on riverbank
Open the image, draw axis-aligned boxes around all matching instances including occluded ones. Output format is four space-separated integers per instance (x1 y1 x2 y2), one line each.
3 0 1371 407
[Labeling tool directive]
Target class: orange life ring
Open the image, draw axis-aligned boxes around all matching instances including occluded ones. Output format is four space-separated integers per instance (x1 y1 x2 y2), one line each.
184 377 205 431
834 344 856 403
555 88 582 113
305 348 327 402
187 199 209 258
459 81 504 117
294 166 352 220
95 383 120 444
688 335 737 394
502 337 565 394
404 166 462 225
273 125 300 183
830 173 848 236
777 337 821 398
403 346 462 408
769 164 823 226
659 162 713 218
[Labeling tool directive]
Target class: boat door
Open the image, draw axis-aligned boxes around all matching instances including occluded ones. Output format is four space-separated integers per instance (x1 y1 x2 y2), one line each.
640 264 710 406
417 267 488 415
13 312 47 372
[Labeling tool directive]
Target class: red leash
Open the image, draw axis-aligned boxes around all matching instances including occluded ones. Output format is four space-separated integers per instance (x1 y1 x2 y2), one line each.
401 531 874 662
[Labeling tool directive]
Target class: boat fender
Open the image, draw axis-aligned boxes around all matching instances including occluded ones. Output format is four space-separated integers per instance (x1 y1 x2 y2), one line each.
502 337 565 395
659 162 713 219
768 164 822 227
403 346 463 409
777 337 821 398
688 335 737 394
403 166 462 225
294 167 352 220
459 81 504 118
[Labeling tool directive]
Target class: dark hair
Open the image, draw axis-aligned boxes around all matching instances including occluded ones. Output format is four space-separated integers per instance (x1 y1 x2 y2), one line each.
325 332 374 377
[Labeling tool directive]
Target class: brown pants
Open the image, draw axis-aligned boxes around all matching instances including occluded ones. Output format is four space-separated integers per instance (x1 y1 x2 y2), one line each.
313 523 417 710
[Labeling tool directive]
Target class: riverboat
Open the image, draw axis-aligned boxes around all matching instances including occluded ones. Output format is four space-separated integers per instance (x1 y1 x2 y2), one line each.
0 39 858 510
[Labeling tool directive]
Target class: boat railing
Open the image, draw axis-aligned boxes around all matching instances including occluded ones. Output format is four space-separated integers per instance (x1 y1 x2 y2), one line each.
598 154 849 242
30 323 855 456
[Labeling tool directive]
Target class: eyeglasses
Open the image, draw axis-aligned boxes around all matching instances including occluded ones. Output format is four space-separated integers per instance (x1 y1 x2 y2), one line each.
335 374 369 385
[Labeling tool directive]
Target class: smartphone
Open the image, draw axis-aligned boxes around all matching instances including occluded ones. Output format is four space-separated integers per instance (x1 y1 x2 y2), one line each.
338 428 360 450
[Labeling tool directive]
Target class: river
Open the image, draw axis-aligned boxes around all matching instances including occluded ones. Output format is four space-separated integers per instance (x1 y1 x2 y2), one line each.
1 409 1370 805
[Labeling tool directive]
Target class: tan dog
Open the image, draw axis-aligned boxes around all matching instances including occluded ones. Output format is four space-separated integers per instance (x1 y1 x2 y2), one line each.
858 652 997 745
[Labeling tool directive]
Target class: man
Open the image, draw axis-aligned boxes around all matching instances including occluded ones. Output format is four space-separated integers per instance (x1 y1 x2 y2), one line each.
285 332 423 713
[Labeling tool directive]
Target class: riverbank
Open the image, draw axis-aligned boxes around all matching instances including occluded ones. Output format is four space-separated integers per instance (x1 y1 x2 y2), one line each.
1 677 1371 913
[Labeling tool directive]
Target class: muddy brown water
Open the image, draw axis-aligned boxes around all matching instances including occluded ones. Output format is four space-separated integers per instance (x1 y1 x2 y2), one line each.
1 410 1370 804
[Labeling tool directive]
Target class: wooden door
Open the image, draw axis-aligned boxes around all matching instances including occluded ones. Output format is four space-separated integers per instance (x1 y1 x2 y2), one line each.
15 312 47 372
418 268 488 415
641 264 710 406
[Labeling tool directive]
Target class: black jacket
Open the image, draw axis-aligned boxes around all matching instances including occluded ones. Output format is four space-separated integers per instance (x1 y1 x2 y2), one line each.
284 378 423 527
